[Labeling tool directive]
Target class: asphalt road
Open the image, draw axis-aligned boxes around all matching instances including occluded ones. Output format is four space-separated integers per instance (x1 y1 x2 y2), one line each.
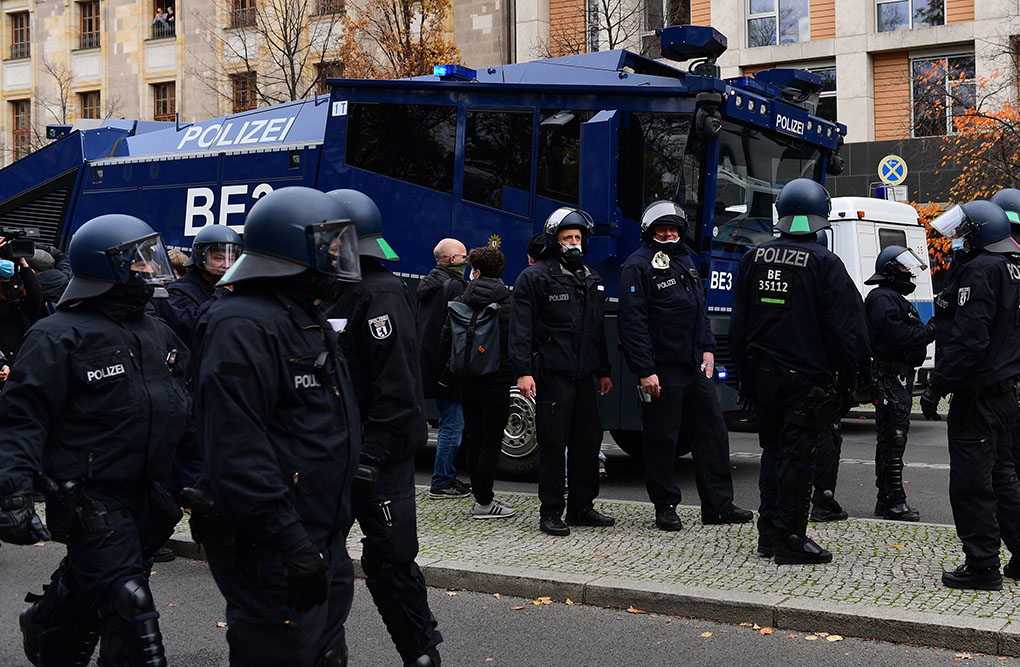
0 540 1014 666
416 414 957 525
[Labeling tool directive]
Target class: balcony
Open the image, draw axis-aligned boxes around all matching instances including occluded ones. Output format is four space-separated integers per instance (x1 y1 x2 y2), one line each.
230 7 256 28
152 21 175 39
9 43 29 60
79 32 100 50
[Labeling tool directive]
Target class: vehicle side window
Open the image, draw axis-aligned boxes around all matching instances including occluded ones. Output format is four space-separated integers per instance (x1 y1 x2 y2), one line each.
345 102 457 194
878 227 907 250
464 110 533 216
537 110 592 205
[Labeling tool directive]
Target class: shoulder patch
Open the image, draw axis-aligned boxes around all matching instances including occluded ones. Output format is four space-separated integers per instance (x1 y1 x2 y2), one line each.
958 287 971 307
368 314 392 340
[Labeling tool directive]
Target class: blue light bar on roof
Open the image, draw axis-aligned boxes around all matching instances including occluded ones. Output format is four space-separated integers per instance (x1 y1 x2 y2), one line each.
433 64 477 81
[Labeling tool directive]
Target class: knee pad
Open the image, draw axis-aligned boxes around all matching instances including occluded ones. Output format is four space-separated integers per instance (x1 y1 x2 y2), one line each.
114 576 157 623
110 576 166 667
318 645 349 667
891 429 907 450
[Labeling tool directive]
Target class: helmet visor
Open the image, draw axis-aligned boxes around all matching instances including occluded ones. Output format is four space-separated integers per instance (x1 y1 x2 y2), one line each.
200 242 242 276
891 248 927 275
308 220 361 282
106 233 175 285
930 205 977 239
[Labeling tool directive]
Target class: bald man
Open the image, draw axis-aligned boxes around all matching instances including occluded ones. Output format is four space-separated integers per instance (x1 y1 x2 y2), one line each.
417 238 472 498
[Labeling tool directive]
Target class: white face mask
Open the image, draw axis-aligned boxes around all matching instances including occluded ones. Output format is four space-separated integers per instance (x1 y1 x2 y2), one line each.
560 243 583 256
952 238 967 252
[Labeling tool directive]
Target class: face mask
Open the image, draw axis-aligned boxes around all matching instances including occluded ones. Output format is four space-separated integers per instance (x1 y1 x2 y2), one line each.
652 237 681 254
448 261 468 270
952 238 967 253
890 274 916 296
0 260 15 279
560 244 584 268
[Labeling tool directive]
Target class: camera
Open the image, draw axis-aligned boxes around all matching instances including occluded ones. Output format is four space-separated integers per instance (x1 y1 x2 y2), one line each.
0 226 39 261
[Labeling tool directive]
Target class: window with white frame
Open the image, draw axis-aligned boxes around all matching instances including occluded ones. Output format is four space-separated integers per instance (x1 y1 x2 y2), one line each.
809 66 837 122
641 0 691 57
747 0 809 48
911 53 975 137
876 0 944 32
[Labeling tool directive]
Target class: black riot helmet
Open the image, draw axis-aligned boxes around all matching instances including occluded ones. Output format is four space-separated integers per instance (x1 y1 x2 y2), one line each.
218 186 362 286
930 200 1020 254
186 224 243 277
640 201 689 242
990 188 1020 231
864 245 927 285
58 214 175 308
325 189 398 262
543 207 594 255
774 178 832 235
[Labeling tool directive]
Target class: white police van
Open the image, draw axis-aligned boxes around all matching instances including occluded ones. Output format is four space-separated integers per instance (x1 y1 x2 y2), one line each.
823 196 935 390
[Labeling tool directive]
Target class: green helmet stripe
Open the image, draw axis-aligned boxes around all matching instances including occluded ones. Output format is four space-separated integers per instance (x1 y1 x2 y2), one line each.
1007 211 1020 224
377 238 398 259
789 215 811 233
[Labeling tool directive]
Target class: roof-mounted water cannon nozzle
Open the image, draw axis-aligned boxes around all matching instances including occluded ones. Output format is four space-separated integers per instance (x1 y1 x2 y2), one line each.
657 25 727 78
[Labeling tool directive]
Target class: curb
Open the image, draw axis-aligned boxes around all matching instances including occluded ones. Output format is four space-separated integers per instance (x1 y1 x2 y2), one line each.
167 536 1020 657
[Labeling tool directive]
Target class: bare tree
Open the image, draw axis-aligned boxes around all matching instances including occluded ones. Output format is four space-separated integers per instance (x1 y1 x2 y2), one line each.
190 0 346 111
532 0 689 60
34 60 73 125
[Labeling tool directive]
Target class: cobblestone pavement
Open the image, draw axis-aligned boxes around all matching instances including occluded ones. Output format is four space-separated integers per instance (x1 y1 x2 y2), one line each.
342 489 1018 623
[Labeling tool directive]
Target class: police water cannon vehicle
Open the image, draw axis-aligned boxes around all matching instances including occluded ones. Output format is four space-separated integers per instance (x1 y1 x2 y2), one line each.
0 24 848 477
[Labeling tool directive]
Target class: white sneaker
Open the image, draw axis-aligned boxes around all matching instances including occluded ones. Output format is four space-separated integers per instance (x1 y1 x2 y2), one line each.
472 499 517 519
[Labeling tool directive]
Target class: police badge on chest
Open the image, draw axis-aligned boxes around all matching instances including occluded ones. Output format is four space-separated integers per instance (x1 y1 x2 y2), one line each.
651 252 670 269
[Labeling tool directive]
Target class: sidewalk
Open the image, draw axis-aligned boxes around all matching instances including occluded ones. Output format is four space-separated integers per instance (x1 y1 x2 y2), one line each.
169 487 1020 657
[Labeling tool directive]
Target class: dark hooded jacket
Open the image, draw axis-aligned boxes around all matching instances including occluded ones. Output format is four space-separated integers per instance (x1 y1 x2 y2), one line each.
416 264 466 398
440 276 513 384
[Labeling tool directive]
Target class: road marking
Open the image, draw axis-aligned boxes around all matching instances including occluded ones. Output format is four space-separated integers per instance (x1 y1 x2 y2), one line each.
728 451 949 470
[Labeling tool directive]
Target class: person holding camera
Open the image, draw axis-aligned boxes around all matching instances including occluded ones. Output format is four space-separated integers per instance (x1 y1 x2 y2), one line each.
0 236 42 365
322 189 442 667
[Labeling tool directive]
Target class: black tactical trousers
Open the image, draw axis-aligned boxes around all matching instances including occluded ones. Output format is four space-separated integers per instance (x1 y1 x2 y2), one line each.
536 373 602 519
642 364 735 518
875 372 913 503
352 456 441 665
947 384 1020 569
754 363 822 539
811 416 842 508
461 378 511 507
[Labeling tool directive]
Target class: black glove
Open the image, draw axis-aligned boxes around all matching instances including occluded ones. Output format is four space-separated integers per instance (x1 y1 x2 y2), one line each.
353 452 383 496
920 385 942 421
282 540 327 612
0 493 50 545
924 319 936 341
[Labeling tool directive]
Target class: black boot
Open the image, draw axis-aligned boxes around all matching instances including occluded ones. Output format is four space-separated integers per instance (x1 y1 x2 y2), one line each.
941 564 1002 591
654 506 683 531
756 532 775 558
774 534 832 565
881 456 919 521
539 516 570 536
882 501 920 522
809 490 848 522
1004 556 1020 580
565 508 616 527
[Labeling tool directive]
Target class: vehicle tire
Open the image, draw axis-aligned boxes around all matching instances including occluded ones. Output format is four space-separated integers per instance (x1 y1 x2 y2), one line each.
495 386 540 480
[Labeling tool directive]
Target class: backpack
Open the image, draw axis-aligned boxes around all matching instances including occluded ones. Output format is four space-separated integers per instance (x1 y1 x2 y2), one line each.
447 300 501 377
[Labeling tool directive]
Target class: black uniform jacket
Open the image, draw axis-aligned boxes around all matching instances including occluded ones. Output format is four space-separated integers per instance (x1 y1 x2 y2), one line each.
618 244 715 377
508 257 611 380
155 270 216 341
324 258 426 464
0 308 190 496
865 284 933 368
730 235 864 386
193 288 361 552
416 265 467 398
931 250 1020 393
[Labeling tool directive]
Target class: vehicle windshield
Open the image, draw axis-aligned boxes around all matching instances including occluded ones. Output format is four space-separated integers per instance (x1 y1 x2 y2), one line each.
711 121 823 255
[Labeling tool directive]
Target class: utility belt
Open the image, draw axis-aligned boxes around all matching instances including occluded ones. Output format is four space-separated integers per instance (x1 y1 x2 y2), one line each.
873 359 913 377
982 376 1020 395
752 354 839 429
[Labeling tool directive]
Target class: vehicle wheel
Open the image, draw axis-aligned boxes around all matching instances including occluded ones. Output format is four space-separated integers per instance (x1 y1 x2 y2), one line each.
496 386 539 480
610 430 644 459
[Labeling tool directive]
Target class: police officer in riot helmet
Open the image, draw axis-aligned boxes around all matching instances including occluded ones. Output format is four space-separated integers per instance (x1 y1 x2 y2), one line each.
924 200 1020 591
0 214 187 666
189 186 362 665
509 207 615 536
321 189 443 667
730 178 865 565
991 188 1020 244
619 201 752 531
152 224 242 341
864 245 935 522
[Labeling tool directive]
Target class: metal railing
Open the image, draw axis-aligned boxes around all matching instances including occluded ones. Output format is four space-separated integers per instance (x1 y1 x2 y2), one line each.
9 43 29 59
230 7 256 28
152 21 175 39
79 32 100 49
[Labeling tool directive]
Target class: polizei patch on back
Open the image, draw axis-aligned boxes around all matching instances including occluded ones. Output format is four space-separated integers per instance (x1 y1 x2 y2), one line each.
753 246 810 268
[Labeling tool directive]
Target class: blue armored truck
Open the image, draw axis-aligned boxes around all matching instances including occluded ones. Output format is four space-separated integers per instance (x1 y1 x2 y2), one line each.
0 26 847 477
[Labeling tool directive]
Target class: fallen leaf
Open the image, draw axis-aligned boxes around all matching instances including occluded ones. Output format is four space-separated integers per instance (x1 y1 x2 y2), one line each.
700 632 712 637
805 635 818 641
787 634 798 638
216 622 227 628
904 480 911 484
650 614 658 618
955 654 972 660
33 542 46 547
509 606 524 610
891 544 905 548
446 591 457 597
167 603 177 607
739 622 754 627
815 632 829 637
492 593 500 599
565 599 576 605
827 635 843 642
760 627 773 635
485 659 494 663
533 597 552 605
626 606 647 614
593 554 607 558
752 624 761 630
